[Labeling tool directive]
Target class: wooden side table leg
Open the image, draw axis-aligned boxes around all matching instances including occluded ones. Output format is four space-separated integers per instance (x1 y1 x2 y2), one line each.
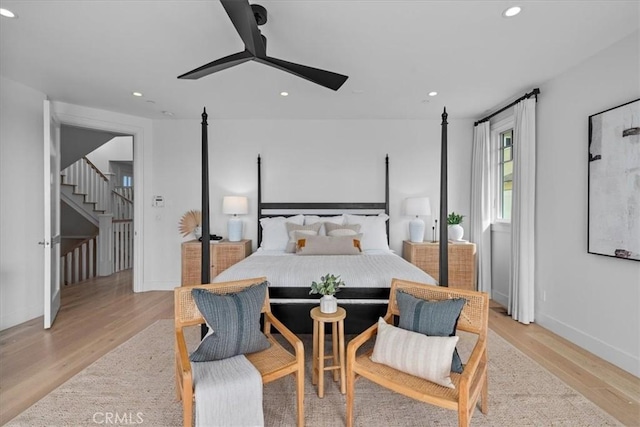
312 319 318 386
332 321 339 382
318 321 325 398
338 318 346 394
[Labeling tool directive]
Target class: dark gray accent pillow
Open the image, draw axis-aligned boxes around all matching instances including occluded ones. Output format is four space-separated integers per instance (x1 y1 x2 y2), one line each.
396 290 466 373
190 281 270 362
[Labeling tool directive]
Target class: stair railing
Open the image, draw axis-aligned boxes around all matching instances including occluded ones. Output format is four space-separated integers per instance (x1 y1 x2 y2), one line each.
61 157 134 283
61 157 110 213
61 235 97 286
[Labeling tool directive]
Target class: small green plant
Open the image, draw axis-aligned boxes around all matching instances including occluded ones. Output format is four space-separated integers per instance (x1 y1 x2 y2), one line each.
309 274 345 296
447 212 465 225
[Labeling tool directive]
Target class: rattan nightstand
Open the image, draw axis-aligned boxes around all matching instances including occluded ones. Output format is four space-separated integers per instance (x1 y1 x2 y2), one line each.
181 239 251 285
403 240 476 290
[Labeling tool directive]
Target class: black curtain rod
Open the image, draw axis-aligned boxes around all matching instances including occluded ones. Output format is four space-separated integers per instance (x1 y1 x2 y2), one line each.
474 88 540 126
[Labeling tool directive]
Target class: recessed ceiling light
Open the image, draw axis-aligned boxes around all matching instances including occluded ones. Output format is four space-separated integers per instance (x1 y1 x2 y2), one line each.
0 8 17 18
503 6 521 17
280 91 289 97
428 91 438 97
162 111 174 116
132 91 143 97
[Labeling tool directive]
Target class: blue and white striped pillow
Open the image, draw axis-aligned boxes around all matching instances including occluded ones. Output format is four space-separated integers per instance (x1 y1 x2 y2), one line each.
190 282 270 362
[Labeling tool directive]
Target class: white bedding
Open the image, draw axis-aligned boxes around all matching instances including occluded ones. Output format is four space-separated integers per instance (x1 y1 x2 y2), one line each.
213 252 436 299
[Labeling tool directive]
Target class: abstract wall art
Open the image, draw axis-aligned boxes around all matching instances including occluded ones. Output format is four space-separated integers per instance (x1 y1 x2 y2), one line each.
588 98 640 261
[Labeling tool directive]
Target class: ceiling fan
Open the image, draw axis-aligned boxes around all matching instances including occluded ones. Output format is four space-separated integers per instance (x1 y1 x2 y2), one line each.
178 0 349 91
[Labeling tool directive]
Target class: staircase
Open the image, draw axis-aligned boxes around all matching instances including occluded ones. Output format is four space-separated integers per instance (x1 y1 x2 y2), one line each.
60 157 133 285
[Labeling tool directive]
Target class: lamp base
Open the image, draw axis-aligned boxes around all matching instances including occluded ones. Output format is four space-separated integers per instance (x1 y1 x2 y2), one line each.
409 218 425 243
227 217 243 242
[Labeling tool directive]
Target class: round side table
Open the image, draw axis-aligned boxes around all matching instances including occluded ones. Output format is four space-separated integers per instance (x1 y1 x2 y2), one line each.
310 306 346 398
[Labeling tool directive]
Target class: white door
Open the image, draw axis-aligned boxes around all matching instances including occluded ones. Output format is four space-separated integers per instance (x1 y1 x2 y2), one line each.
43 100 61 328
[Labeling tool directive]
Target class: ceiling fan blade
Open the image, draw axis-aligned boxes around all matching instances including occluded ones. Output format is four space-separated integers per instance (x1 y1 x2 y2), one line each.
178 50 254 80
256 56 348 91
220 0 266 57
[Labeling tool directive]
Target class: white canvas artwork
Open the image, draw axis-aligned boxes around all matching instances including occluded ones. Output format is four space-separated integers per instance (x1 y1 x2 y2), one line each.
588 99 640 261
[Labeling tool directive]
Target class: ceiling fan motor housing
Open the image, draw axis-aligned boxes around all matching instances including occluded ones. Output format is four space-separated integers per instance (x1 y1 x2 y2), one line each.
251 4 267 26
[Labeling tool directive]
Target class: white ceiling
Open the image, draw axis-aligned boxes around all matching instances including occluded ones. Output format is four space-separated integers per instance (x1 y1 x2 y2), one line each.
1 1 638 120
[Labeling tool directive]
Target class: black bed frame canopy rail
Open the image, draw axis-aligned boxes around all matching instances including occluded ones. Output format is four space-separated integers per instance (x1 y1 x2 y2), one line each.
474 88 540 126
257 155 390 246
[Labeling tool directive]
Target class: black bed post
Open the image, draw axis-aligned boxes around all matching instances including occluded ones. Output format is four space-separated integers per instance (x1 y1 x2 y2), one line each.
385 154 390 242
201 108 211 285
257 155 262 246
439 107 449 287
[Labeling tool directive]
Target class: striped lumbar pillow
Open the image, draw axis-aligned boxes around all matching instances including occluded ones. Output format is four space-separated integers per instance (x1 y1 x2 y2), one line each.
371 317 459 389
190 282 270 362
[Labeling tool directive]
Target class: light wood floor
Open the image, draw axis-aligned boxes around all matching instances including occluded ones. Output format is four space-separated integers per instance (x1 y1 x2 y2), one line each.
1 272 638 426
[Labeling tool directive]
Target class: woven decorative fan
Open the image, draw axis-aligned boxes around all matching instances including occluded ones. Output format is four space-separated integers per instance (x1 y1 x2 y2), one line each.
178 210 202 237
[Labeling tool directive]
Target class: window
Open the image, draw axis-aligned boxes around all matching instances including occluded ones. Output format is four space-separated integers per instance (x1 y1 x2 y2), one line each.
499 129 513 220
490 116 514 222
122 175 132 187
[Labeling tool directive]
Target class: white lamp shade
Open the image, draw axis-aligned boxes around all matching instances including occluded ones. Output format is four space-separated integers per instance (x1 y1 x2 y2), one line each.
222 196 248 215
405 197 431 216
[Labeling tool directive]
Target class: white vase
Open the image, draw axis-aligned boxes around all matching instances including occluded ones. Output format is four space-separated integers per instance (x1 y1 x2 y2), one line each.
320 295 338 314
193 226 202 240
449 224 464 241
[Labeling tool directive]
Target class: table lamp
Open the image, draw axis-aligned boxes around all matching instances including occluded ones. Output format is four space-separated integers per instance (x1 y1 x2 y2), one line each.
222 196 248 242
405 197 431 243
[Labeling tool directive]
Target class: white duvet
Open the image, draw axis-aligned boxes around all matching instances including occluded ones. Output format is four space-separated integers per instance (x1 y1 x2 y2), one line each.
213 251 436 291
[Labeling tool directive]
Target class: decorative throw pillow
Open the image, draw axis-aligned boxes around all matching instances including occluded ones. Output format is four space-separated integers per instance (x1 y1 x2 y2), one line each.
371 317 458 389
304 215 345 235
324 222 361 237
190 282 270 362
295 234 363 255
396 290 466 373
285 222 322 253
344 213 390 252
259 215 304 251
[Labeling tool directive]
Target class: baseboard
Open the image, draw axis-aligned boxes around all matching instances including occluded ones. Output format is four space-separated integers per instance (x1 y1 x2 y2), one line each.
0 301 43 331
492 290 509 308
536 311 640 377
140 280 180 292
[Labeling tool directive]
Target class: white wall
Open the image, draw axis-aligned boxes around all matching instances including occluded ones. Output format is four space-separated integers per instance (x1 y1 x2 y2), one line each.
146 118 474 289
536 31 640 376
86 136 133 176
0 77 47 330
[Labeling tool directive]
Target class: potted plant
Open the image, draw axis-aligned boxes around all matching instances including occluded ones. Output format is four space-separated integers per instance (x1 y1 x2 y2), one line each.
310 273 345 313
447 212 465 241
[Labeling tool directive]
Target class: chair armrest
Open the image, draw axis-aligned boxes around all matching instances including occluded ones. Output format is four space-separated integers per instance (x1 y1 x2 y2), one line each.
346 314 385 363
264 312 304 357
459 337 487 389
175 328 193 385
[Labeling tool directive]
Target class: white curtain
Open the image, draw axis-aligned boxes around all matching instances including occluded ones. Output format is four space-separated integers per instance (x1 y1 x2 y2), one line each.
470 122 492 294
508 97 536 324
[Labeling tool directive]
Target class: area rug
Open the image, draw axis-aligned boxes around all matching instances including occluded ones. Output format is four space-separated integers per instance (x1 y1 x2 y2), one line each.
7 320 621 426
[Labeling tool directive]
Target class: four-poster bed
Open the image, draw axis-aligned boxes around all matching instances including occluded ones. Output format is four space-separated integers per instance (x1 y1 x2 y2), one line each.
199 107 453 333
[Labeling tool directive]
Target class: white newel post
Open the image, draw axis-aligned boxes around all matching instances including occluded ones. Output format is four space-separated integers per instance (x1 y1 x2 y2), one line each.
97 213 114 276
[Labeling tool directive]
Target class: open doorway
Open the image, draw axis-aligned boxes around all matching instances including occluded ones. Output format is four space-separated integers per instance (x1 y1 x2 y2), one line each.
59 127 134 287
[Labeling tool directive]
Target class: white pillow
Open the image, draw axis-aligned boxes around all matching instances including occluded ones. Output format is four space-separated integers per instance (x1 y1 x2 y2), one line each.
325 222 361 237
285 222 322 253
344 213 390 251
259 215 304 251
304 215 345 236
371 317 458 389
